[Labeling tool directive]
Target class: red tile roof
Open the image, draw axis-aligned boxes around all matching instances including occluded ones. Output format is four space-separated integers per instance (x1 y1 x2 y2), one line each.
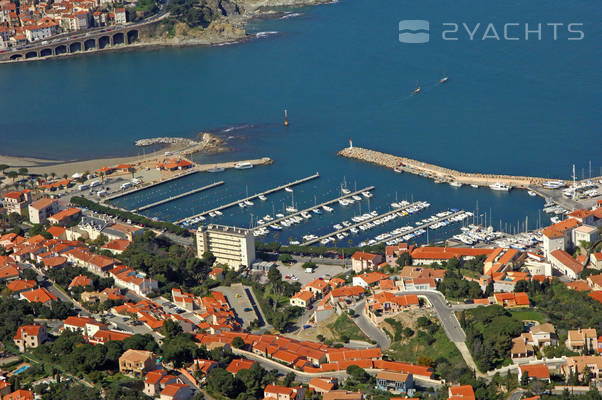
21 288 57 303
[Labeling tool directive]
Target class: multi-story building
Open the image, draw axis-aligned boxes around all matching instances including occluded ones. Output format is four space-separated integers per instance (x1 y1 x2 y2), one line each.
13 324 47 352
196 224 255 270
28 198 59 224
2 190 32 216
119 349 156 378
566 328 598 352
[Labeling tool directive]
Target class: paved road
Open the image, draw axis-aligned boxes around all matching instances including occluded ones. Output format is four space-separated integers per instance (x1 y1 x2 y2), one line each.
400 290 466 342
351 299 391 349
507 389 526 400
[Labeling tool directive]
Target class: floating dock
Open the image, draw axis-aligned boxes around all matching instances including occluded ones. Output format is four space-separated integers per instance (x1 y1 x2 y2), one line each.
372 210 465 245
301 201 423 246
253 186 376 230
338 146 584 189
176 173 320 224
133 181 225 212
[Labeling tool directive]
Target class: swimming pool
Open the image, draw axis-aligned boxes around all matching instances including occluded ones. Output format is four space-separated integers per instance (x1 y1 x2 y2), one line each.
13 365 30 375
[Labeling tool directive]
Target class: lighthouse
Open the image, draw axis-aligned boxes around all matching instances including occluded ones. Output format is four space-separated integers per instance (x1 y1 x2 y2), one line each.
284 109 289 127
349 138 353 149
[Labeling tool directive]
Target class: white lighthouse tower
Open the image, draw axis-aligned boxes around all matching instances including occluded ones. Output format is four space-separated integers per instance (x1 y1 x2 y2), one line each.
349 138 353 149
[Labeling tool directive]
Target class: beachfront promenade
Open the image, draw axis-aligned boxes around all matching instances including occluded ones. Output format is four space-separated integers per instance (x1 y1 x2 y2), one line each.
338 146 572 188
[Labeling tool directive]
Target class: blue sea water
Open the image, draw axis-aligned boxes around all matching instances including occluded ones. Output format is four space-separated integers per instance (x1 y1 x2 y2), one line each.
1 0 600 245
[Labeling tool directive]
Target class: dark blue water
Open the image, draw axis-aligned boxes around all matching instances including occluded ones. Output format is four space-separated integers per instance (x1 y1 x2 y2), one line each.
2 0 600 244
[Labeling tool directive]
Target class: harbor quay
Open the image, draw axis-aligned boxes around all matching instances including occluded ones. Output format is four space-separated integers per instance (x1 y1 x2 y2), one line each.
338 146 600 190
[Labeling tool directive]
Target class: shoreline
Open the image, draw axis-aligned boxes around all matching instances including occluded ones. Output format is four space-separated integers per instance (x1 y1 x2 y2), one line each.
0 133 227 178
0 0 335 65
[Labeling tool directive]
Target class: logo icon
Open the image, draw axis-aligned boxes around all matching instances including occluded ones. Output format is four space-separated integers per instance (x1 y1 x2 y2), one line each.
399 20 430 43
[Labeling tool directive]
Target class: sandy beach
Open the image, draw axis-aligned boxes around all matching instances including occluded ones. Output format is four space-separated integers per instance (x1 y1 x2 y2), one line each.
0 133 226 178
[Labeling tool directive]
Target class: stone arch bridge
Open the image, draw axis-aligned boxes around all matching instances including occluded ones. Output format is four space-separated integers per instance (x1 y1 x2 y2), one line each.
0 19 159 62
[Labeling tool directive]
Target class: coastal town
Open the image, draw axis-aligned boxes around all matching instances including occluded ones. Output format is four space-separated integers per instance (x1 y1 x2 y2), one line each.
0 146 601 400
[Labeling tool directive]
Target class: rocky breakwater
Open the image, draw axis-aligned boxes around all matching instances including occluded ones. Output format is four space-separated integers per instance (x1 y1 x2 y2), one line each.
338 146 567 188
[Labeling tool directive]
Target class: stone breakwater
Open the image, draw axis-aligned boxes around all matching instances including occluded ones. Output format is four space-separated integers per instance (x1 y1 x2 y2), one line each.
135 137 198 147
338 147 569 188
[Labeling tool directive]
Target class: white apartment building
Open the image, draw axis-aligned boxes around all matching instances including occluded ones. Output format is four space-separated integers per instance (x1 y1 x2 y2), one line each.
28 198 59 224
196 224 255 270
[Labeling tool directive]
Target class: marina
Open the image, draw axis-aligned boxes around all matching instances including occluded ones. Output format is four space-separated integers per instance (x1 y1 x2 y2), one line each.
176 173 321 224
301 200 427 246
371 210 467 245
251 186 376 231
133 181 225 212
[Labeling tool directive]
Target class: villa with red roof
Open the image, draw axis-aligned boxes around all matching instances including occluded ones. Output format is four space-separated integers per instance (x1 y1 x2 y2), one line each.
518 364 550 382
13 324 47 352
226 358 256 375
493 292 529 308
351 251 383 273
549 249 584 279
28 198 59 224
448 385 475 400
2 189 32 215
410 246 495 265
20 287 57 304
48 207 81 226
264 385 305 400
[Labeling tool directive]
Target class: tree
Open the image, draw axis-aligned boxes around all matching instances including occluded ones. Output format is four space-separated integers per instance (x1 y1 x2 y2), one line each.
22 268 37 281
278 254 293 264
17 167 28 176
6 170 18 183
395 252 412 267
160 319 183 339
514 280 529 293
207 368 244 398
232 336 245 349
0 164 9 174
282 371 295 387
485 280 494 297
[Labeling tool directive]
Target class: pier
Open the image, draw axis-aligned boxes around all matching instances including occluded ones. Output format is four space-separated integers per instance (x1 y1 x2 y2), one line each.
102 157 272 203
133 181 224 212
176 173 321 224
103 168 201 202
372 210 465 245
338 146 584 189
301 201 423 246
254 187 376 230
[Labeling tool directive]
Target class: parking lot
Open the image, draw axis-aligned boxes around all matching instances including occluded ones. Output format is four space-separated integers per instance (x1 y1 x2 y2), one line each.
214 284 259 329
277 262 347 286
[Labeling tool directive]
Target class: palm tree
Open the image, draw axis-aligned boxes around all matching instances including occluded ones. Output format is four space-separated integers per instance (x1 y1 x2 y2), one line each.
129 167 136 179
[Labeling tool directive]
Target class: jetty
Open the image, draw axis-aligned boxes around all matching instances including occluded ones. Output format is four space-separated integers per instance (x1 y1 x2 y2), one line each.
103 168 201 202
176 173 321 224
196 157 273 172
338 146 572 189
301 201 422 246
254 186 376 230
372 210 465 245
133 181 224 212
103 157 273 204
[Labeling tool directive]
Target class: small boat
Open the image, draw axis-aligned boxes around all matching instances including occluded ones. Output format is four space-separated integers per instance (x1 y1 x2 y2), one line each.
412 82 421 95
258 194 267 201
207 166 224 173
352 195 362 201
341 188 351 195
362 191 373 198
394 166 403 173
276 213 285 218
489 182 511 191
470 184 478 188
269 224 282 230
215 210 223 216
528 190 537 197
312 208 322 214
285 206 298 213
234 162 253 170
209 211 217 217
449 181 462 187
285 187 293 193
440 75 448 84
239 202 246 208
322 205 334 212
244 200 254 206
